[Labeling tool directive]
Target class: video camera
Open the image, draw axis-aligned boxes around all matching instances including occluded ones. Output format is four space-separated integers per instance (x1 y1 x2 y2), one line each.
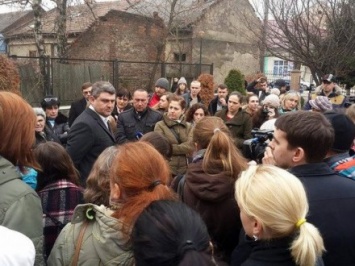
243 129 274 163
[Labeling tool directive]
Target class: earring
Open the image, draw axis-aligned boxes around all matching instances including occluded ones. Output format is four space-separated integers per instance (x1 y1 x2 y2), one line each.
253 235 258 241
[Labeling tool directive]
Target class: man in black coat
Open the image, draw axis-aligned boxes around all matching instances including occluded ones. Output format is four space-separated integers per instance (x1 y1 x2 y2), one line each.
263 111 355 265
41 95 69 146
116 89 162 144
68 82 92 126
208 84 229 115
67 81 116 185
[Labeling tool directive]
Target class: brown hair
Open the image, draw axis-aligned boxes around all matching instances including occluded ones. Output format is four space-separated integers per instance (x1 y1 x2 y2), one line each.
168 94 186 110
275 111 334 163
34 142 80 191
84 146 118 206
140 132 172 160
0 92 39 172
111 142 176 228
81 82 92 91
193 116 247 179
185 103 209 123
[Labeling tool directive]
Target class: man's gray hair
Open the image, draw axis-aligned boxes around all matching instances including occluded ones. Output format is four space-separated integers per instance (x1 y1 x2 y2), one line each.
91 81 116 98
33 107 46 119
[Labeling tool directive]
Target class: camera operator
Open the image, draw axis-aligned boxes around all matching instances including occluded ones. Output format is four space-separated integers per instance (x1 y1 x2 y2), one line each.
243 94 280 164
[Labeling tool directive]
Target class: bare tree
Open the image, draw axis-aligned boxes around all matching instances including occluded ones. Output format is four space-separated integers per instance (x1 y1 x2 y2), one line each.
243 0 355 84
124 0 208 85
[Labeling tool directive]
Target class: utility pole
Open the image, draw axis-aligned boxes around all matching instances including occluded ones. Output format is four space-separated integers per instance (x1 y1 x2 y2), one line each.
260 0 269 73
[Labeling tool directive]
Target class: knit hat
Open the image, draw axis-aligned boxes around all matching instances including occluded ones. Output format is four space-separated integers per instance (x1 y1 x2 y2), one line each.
324 111 355 152
263 94 280 108
155 78 169 91
178 77 187 85
309 96 332 112
270 88 280 96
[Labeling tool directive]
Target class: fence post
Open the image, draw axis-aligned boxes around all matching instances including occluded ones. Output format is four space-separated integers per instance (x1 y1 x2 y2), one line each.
161 61 166 77
210 63 214 75
113 59 119 89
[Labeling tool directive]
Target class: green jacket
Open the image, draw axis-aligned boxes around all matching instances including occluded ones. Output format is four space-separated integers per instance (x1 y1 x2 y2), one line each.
0 156 44 265
154 114 193 176
48 204 134 266
215 108 252 149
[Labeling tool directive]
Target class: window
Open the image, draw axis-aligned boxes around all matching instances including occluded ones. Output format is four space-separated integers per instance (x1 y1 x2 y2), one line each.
273 60 288 76
29 50 37 57
174 53 186 62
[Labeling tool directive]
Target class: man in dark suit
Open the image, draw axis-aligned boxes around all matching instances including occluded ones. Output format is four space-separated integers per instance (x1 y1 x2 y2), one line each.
67 81 116 185
68 82 92 126
263 111 355 265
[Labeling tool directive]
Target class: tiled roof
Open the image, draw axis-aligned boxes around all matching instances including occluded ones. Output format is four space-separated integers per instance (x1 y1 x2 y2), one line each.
0 10 32 32
125 0 217 28
4 0 217 38
5 0 136 37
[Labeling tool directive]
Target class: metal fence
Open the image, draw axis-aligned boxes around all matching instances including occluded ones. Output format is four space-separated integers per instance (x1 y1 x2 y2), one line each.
8 55 213 106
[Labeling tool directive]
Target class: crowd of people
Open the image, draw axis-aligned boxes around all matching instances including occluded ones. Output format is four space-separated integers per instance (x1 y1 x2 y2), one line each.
1 73 355 266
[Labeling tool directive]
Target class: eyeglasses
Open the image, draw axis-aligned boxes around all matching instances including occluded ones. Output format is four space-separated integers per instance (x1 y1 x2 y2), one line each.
43 97 58 102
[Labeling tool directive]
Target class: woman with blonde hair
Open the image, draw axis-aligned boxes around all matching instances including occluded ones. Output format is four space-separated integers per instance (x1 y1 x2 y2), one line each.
48 142 176 265
178 116 248 263
279 91 301 114
233 165 324 266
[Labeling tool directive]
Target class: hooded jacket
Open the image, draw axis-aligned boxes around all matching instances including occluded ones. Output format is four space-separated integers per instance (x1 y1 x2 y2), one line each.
154 113 193 176
304 84 347 110
0 156 44 265
48 204 134 266
183 153 242 263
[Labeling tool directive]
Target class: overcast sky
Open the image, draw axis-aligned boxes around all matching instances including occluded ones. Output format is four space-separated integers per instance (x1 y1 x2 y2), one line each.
0 0 264 15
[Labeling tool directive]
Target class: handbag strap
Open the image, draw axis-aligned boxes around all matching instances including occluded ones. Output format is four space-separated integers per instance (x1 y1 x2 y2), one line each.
71 221 89 266
169 127 181 144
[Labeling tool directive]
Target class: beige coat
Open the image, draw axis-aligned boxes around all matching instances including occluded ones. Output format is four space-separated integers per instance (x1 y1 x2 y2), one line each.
154 114 193 176
47 204 134 266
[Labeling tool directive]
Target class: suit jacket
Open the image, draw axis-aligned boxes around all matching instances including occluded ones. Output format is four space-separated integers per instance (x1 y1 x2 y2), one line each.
67 108 115 185
68 98 87 127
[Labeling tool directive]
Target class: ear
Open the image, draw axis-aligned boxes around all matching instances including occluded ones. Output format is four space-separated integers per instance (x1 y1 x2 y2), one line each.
252 217 263 237
292 147 305 164
110 183 121 201
194 142 199 151
88 95 95 105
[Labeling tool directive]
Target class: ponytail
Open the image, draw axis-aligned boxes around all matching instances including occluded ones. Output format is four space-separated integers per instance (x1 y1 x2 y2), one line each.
203 127 247 178
291 221 325 266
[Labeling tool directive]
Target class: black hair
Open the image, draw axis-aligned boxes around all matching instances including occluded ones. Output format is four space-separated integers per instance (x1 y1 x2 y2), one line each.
132 200 215 266
41 95 60 109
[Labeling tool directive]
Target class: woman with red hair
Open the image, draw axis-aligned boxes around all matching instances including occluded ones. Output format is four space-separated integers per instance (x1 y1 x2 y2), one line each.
0 92 44 265
48 142 176 265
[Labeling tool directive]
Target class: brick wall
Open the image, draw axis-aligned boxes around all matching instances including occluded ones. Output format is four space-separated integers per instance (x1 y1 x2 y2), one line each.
67 10 166 91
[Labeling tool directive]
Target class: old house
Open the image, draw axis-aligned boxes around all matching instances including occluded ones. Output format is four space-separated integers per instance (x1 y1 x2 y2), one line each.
126 0 261 84
2 0 261 102
0 10 35 54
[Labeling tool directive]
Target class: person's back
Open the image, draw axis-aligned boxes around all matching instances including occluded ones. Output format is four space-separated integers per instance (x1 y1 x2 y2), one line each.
49 142 176 265
263 111 355 265
0 92 44 265
0 226 35 266
34 142 83 258
182 116 248 263
323 111 355 180
289 164 355 264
